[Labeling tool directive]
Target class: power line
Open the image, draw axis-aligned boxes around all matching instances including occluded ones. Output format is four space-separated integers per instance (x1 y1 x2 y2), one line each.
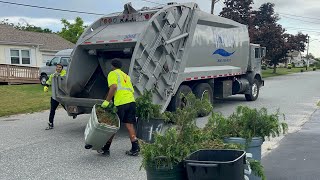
138 0 165 6
0 0 105 16
278 12 320 21
218 1 225 8
280 15 320 24
285 27 320 31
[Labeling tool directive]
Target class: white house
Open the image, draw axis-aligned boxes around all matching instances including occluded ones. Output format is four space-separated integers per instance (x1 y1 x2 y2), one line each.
0 25 74 67
287 50 304 67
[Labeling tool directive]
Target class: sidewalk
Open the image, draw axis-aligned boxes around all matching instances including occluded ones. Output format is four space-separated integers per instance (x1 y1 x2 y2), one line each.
262 109 320 180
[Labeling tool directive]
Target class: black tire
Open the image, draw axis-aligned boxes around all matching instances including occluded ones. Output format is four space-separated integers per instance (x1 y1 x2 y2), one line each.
168 85 192 112
40 74 48 86
193 83 214 117
245 79 260 101
84 144 92 149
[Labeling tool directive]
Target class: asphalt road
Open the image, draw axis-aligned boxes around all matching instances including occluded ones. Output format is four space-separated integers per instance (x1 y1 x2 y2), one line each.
1 71 319 180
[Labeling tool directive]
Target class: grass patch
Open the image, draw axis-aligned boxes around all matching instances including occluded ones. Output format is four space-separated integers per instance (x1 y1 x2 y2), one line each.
317 101 320 107
262 67 314 78
0 84 52 117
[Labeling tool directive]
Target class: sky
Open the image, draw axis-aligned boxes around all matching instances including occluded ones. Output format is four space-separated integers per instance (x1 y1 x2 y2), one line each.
0 0 319 57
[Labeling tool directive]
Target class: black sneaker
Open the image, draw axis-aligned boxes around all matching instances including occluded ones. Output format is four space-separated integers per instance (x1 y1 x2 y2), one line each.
45 123 54 130
125 149 140 156
97 149 110 156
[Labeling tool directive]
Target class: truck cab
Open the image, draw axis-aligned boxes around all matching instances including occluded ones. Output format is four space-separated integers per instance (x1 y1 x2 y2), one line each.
249 44 266 75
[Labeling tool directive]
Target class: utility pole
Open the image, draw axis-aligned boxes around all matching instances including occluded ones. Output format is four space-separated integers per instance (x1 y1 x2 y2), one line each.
211 0 220 15
306 35 310 70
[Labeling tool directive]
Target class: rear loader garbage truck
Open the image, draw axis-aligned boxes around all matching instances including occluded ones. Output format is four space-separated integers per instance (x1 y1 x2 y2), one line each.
52 2 265 118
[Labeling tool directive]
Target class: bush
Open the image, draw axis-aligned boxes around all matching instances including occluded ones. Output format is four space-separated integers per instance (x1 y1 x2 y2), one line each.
287 63 292 69
136 90 168 121
205 106 288 142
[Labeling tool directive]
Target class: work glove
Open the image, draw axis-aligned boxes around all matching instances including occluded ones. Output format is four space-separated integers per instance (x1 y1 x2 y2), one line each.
44 86 49 93
101 100 111 108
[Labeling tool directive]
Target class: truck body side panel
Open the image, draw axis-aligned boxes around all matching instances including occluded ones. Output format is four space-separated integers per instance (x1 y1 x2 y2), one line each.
186 24 249 71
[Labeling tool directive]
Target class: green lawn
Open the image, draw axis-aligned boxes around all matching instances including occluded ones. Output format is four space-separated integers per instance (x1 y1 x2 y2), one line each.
262 67 315 78
0 84 52 117
318 101 320 107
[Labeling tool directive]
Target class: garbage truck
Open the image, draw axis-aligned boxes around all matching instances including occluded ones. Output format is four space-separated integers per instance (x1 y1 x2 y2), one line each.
52 2 265 118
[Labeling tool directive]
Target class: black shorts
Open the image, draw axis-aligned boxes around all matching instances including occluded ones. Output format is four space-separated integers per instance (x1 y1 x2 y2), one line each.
116 102 136 124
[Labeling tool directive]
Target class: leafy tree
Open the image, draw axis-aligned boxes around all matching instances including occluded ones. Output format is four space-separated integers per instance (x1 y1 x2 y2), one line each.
285 32 308 53
58 17 86 44
219 0 253 25
1 19 52 33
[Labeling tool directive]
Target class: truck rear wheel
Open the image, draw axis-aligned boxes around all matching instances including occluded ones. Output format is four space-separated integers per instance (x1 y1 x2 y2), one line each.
193 83 213 117
245 79 260 101
168 85 192 112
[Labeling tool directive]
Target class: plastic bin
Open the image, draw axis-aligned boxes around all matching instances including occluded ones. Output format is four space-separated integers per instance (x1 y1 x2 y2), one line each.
185 149 246 180
146 157 187 180
224 137 263 180
84 104 120 150
136 118 164 143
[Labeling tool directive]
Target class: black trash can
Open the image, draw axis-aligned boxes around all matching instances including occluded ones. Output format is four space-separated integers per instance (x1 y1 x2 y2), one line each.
185 149 246 180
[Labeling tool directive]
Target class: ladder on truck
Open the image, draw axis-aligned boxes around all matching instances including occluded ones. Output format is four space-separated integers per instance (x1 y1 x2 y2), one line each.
131 3 198 110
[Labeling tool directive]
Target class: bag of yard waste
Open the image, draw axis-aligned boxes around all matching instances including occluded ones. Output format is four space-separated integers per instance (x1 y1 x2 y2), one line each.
84 104 120 150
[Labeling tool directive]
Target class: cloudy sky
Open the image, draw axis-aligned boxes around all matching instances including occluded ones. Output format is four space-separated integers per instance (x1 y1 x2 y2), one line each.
0 0 319 57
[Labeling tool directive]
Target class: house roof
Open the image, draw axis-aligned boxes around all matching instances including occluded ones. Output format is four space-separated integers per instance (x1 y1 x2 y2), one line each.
0 25 74 51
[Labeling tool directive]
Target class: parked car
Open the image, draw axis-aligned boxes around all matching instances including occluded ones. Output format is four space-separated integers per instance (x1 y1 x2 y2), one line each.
39 49 72 85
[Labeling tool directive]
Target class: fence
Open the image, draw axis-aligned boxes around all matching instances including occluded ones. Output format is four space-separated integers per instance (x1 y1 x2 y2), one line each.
0 64 40 84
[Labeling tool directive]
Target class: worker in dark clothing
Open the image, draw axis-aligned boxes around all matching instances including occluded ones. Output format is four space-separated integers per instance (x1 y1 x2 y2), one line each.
44 63 66 130
98 59 139 156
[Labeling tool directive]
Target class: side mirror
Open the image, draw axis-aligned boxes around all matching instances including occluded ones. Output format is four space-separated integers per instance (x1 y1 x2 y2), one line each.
46 61 50 66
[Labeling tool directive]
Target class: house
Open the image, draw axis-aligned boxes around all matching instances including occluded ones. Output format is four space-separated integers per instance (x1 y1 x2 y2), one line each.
287 50 304 67
302 57 317 66
0 24 74 67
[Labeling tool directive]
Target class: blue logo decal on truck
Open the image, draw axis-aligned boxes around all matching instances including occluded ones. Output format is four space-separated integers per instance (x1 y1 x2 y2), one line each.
212 49 235 57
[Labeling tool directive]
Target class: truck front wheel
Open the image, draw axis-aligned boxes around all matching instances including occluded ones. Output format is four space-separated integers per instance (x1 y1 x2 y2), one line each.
168 85 192 112
245 79 260 101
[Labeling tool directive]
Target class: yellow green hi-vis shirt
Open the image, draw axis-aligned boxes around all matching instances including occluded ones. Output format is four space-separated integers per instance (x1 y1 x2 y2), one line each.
107 69 135 106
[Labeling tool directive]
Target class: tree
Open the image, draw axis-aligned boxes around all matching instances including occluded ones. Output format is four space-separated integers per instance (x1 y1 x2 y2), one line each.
285 32 308 53
1 19 52 33
219 0 253 25
254 23 287 73
58 17 86 44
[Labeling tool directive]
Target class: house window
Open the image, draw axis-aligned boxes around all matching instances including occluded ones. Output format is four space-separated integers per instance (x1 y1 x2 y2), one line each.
10 49 31 65
10 50 20 64
255 48 260 58
21 50 31 64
